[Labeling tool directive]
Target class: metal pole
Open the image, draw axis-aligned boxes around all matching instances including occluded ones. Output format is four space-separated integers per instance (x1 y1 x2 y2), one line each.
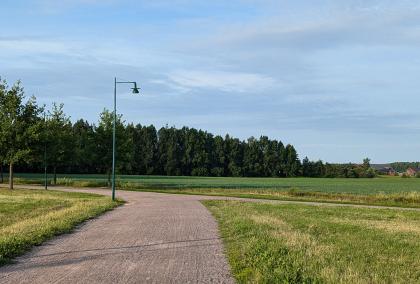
112 77 117 201
44 111 48 190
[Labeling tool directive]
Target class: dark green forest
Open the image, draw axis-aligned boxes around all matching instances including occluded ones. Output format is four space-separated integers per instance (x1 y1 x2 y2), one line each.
0 78 376 187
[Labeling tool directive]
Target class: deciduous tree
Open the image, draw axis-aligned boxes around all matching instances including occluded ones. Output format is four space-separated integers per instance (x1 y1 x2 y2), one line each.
45 103 74 184
0 79 42 189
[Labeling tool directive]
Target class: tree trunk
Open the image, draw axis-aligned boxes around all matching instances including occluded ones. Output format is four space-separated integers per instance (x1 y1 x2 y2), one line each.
107 171 111 187
53 166 57 185
0 164 3 183
9 163 13 190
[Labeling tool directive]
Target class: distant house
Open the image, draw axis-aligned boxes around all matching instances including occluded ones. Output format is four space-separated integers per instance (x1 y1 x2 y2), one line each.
378 167 397 176
405 168 419 177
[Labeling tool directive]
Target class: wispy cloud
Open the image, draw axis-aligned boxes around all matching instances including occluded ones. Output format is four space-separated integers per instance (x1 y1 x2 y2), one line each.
168 70 277 93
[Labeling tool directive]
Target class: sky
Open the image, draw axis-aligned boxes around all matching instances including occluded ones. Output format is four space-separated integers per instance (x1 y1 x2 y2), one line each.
1 0 420 163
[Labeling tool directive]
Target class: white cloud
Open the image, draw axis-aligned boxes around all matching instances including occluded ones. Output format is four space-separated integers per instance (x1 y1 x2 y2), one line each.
168 70 277 93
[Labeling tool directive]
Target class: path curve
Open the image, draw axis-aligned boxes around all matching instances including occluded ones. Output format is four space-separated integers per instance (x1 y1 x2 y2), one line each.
0 187 235 284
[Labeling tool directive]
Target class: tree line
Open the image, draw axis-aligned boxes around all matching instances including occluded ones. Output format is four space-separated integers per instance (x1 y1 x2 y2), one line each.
389 162 420 173
0 78 376 188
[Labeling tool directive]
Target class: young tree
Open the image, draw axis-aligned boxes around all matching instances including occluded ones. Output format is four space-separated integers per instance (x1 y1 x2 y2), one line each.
0 79 42 189
95 109 132 186
45 103 74 184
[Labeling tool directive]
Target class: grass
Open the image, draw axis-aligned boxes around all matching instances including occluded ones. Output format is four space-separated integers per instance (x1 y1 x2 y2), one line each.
0 188 121 265
204 200 420 283
7 174 420 207
10 174 420 194
135 187 420 208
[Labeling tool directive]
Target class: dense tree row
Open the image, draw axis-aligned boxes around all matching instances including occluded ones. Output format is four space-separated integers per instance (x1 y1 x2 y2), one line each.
0 78 376 188
24 115 303 181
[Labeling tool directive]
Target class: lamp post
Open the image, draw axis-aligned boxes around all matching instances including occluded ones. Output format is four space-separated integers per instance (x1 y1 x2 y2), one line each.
112 77 140 201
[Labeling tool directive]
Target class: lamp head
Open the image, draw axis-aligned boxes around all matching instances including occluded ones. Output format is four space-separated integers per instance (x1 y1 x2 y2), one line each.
132 82 140 94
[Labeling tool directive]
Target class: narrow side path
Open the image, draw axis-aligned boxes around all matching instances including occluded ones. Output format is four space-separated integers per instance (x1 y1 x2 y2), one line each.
0 186 234 284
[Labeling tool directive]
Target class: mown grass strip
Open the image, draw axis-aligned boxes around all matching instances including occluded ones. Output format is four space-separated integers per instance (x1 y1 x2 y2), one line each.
204 200 420 283
0 189 122 265
128 188 420 208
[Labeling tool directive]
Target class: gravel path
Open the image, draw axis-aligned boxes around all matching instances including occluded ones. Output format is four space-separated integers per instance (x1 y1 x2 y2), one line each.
0 187 235 284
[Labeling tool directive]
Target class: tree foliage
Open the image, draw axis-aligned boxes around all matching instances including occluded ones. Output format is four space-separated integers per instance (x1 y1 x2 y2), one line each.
45 103 74 184
0 79 42 188
1 78 377 180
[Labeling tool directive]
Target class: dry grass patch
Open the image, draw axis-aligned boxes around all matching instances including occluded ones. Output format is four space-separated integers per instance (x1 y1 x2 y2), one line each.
331 217 420 235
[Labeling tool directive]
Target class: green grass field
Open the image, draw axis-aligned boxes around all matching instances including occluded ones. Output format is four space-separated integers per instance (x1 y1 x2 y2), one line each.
10 173 420 193
8 173 420 207
204 200 420 283
0 188 121 265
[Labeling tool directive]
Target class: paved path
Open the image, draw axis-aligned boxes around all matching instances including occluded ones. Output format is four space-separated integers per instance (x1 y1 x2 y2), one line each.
1 185 419 284
0 187 235 284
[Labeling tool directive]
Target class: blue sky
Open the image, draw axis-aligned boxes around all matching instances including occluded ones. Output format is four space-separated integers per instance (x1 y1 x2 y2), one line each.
1 0 420 163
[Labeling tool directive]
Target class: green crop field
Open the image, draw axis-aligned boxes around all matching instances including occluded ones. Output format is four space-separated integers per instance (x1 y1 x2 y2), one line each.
0 188 121 265
8 173 420 207
204 200 420 283
10 173 420 194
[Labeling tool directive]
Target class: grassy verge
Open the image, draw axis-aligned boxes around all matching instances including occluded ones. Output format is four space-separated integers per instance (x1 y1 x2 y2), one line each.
7 175 420 207
204 200 420 283
128 188 420 208
0 188 122 265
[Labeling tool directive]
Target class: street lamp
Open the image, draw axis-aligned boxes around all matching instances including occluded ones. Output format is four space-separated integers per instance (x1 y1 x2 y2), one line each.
112 77 141 201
